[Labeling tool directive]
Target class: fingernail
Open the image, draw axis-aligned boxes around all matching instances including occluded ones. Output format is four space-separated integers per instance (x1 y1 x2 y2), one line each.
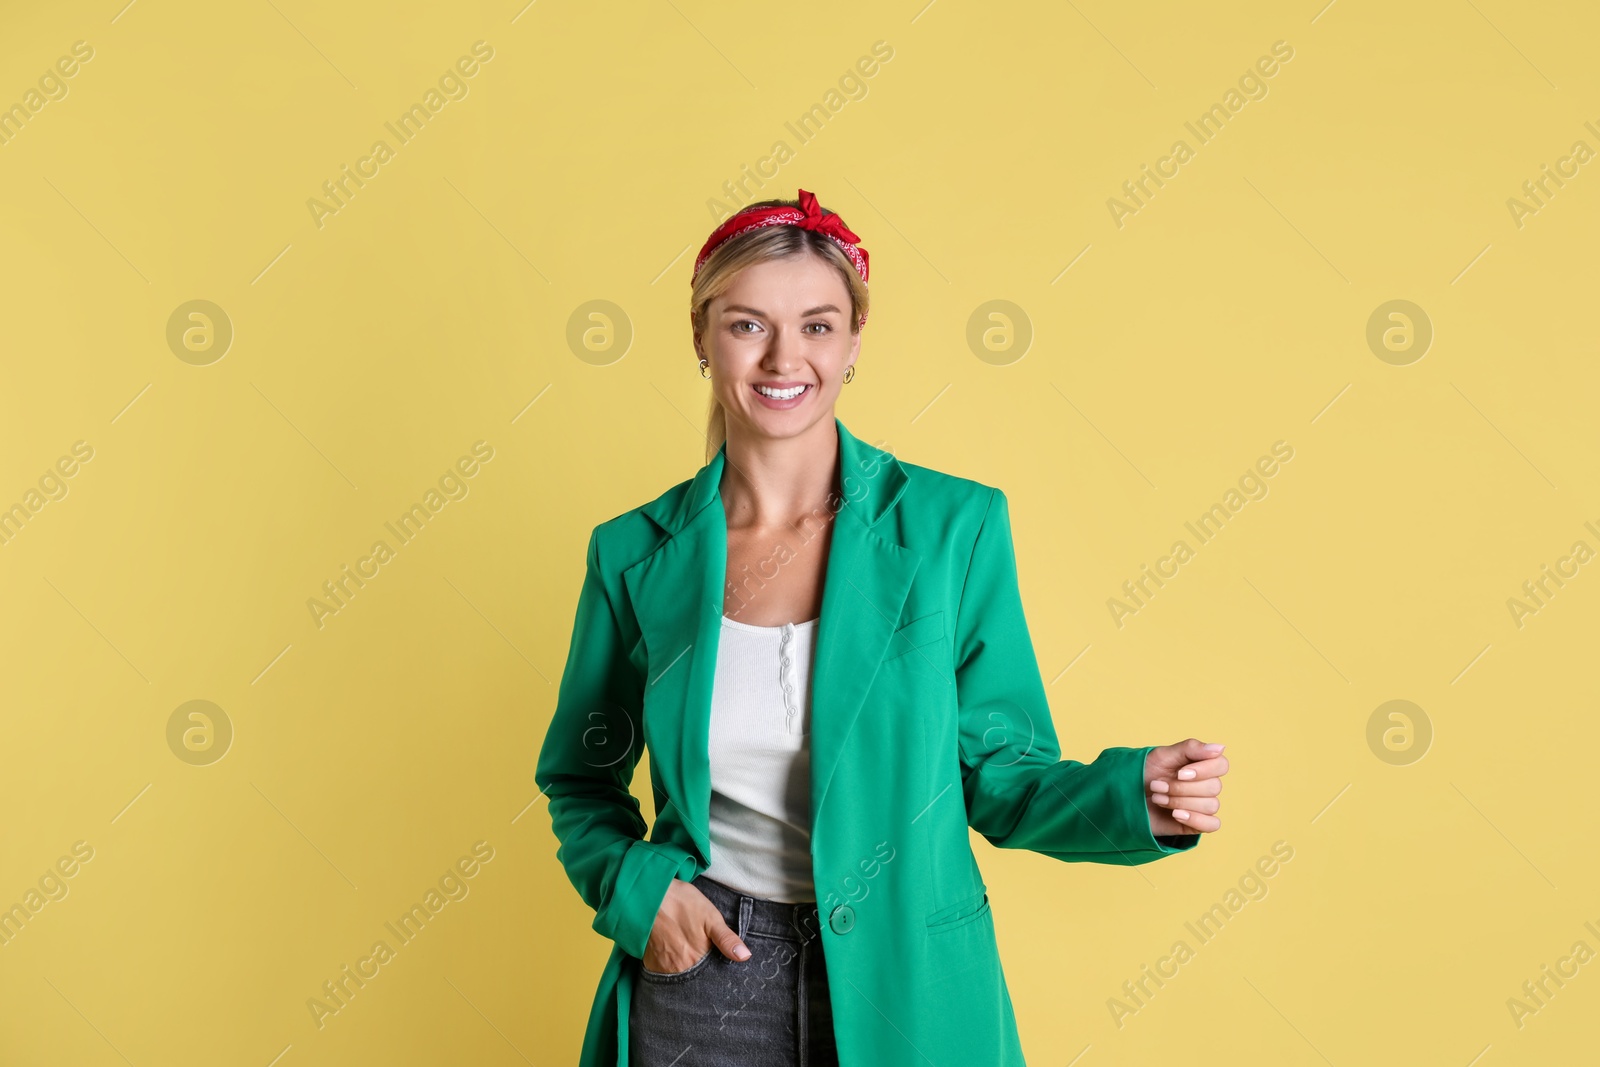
1151 780 1168 792
735 945 750 960
1205 743 1225 752
1178 768 1196 779
1174 809 1189 820
1151 794 1167 805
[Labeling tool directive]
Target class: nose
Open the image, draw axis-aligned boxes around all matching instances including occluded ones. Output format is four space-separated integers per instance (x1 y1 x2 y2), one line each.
761 324 804 373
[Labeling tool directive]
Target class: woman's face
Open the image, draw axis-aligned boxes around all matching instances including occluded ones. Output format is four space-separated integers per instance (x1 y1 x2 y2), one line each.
695 253 861 444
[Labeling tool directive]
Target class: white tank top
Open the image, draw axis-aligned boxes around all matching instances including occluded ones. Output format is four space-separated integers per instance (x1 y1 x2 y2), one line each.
700 614 819 903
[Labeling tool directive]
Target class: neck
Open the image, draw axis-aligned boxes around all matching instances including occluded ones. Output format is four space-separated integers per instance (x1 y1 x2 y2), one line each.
719 416 839 531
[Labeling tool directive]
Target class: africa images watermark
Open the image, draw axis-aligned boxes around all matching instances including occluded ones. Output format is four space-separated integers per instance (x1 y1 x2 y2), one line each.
1504 518 1600 630
0 440 95 548
0 841 96 949
722 436 894 622
0 39 95 148
306 440 495 629
306 40 496 230
716 842 897 1034
1106 440 1295 628
306 840 496 1029
703 39 895 219
1108 839 1295 1028
1106 39 1296 228
1504 917 1600 1031
1504 118 1600 230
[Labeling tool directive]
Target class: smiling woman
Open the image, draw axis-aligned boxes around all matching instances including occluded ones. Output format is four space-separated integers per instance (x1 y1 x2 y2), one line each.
534 187 1225 1067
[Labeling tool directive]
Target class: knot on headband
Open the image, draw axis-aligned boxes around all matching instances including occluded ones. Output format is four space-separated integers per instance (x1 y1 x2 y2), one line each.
693 190 870 327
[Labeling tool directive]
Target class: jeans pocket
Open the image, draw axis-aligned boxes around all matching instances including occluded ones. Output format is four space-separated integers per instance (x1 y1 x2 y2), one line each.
639 946 714 983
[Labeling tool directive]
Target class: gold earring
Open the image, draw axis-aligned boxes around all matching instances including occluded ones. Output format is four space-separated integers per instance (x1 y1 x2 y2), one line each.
699 358 710 379
843 364 855 384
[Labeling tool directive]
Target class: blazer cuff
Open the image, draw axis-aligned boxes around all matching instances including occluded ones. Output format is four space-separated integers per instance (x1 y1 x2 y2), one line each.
1130 744 1201 856
593 838 700 960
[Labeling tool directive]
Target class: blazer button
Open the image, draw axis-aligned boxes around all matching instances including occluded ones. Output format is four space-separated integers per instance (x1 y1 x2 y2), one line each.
829 904 856 934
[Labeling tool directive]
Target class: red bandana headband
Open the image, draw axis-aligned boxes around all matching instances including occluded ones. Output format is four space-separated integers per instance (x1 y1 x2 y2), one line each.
693 189 870 325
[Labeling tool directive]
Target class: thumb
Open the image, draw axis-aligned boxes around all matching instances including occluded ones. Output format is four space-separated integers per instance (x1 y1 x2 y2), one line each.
706 908 752 962
1179 737 1225 762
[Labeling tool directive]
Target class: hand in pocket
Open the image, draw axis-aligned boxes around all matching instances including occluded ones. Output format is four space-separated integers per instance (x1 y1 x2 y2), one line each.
642 879 752 974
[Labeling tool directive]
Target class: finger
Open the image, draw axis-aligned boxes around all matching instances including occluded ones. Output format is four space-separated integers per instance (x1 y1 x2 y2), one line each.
1169 808 1221 832
1152 771 1222 796
1149 793 1219 815
1174 755 1229 781
1151 777 1221 797
705 909 751 961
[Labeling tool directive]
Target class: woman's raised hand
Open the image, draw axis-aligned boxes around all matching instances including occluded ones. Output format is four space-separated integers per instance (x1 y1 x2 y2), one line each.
642 878 752 973
1144 738 1227 835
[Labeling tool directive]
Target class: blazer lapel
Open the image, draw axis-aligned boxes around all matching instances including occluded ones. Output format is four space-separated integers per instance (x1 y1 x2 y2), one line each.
622 452 726 856
621 417 921 864
809 435 920 818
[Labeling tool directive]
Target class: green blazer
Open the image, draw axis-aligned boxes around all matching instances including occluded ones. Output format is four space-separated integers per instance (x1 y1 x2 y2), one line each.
535 416 1199 1066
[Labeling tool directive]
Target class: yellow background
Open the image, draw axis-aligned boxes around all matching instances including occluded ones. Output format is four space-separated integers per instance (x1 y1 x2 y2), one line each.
2 1 1596 1064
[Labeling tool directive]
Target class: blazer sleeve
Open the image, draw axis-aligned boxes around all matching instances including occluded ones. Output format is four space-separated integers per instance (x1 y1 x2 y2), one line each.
952 488 1200 866
534 527 700 959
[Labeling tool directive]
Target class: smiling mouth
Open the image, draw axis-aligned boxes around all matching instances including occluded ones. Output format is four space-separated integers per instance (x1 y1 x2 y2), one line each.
753 383 811 400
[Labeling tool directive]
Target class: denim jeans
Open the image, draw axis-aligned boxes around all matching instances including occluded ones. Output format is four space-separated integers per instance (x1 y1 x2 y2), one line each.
629 874 840 1066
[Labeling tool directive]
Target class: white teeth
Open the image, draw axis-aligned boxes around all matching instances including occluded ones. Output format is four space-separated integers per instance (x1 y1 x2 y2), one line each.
756 384 807 399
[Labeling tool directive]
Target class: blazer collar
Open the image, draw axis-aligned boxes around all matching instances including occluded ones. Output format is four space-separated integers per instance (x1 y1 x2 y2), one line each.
622 416 921 864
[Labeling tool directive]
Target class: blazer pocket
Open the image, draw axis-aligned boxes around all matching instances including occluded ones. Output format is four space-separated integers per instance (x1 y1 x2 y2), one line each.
884 610 944 661
926 886 990 933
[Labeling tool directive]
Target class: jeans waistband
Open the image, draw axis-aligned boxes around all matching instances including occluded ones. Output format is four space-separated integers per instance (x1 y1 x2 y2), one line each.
691 874 823 943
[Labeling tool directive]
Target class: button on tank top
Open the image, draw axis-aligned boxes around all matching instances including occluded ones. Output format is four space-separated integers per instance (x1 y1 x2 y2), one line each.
700 614 819 903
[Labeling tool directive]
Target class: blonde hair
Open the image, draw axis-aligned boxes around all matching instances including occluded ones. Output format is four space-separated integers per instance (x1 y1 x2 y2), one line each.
690 196 870 465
